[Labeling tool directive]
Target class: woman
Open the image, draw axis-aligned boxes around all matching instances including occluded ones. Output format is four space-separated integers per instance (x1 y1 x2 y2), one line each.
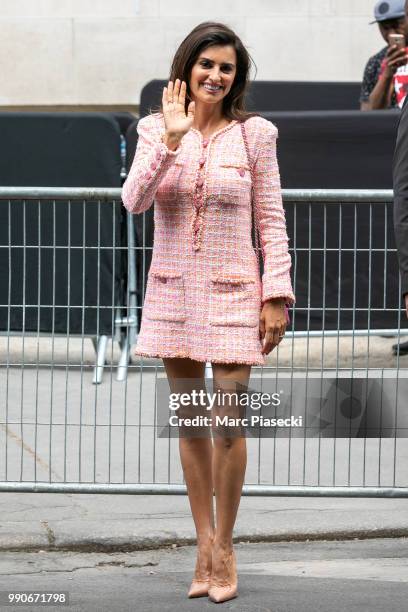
122 21 295 604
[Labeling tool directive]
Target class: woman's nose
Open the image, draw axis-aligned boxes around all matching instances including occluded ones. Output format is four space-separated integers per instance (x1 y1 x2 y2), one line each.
209 68 221 81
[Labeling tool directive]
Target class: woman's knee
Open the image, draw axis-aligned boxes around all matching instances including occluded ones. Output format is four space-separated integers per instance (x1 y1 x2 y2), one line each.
213 434 245 451
179 434 212 449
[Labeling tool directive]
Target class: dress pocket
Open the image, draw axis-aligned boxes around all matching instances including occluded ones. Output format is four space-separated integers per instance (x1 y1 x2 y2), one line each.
219 163 251 181
215 163 252 204
209 274 259 327
144 268 187 322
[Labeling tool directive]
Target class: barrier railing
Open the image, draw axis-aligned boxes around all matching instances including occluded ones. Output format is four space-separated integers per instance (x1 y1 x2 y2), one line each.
0 187 407 497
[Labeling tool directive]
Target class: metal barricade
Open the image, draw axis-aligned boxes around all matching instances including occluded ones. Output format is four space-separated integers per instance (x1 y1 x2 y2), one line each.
0 188 137 385
0 188 407 497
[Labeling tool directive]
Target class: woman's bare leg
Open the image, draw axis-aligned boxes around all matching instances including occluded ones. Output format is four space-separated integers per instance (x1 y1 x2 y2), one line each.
210 362 251 587
162 357 215 583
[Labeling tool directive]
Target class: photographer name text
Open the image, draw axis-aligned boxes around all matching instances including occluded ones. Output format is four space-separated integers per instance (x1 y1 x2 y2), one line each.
169 415 303 427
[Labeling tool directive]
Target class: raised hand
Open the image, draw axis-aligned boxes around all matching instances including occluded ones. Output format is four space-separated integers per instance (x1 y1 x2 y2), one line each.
162 79 195 138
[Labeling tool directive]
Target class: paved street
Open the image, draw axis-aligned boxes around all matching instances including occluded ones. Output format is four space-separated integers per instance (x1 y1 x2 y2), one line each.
0 538 407 611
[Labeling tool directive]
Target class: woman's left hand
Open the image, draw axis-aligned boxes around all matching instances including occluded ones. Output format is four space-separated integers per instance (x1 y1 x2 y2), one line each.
259 298 287 355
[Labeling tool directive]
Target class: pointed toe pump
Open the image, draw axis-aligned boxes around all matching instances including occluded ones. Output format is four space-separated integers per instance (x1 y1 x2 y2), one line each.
188 536 214 598
188 577 211 598
208 549 238 604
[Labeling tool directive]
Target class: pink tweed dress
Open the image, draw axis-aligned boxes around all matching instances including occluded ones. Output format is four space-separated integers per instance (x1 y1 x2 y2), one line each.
121 112 295 366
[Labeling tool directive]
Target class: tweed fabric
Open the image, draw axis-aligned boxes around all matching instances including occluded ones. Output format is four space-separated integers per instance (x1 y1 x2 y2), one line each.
121 112 295 366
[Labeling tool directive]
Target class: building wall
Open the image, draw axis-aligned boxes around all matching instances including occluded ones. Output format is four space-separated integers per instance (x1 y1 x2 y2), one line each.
0 0 384 109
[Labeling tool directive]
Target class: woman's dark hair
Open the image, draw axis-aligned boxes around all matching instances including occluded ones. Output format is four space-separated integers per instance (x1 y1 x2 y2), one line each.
154 21 258 121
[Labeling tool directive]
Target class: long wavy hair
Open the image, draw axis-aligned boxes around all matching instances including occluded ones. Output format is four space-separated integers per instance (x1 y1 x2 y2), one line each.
153 21 258 121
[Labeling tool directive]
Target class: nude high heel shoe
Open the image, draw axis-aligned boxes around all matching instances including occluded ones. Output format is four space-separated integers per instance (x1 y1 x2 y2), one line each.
208 548 238 603
188 577 211 598
187 536 214 598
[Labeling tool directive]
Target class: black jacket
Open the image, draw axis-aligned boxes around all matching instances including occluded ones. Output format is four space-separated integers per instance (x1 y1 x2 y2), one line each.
393 97 408 297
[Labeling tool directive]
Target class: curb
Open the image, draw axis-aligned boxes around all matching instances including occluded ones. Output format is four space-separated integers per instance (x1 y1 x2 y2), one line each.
2 528 408 553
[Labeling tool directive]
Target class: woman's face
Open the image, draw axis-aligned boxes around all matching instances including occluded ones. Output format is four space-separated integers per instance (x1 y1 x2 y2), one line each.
188 44 237 106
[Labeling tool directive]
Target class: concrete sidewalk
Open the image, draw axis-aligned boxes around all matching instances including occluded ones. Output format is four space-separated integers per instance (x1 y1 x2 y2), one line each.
1 492 407 552
2 334 408 369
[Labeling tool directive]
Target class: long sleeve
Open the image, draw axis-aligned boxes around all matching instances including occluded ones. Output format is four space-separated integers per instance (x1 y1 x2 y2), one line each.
252 120 295 305
393 99 408 297
121 114 182 214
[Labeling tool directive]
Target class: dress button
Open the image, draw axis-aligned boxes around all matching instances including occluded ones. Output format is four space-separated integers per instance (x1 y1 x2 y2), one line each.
202 139 209 148
199 157 205 166
238 168 246 177
196 178 204 188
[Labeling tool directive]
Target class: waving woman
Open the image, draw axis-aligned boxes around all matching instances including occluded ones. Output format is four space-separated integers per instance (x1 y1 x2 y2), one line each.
122 21 295 604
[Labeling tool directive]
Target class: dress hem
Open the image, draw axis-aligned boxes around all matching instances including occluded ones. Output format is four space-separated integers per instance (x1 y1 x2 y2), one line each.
133 349 265 366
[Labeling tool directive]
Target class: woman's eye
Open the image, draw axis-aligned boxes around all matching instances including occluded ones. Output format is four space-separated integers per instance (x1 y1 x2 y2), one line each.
201 62 231 72
199 61 233 72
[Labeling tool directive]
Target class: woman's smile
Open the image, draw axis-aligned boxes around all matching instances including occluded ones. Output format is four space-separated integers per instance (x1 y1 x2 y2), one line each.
201 82 224 94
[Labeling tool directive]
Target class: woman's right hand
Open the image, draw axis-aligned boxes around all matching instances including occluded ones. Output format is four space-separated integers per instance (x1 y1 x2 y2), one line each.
162 79 195 140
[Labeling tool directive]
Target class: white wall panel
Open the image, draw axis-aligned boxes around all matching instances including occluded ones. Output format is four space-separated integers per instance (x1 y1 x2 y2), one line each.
0 0 388 106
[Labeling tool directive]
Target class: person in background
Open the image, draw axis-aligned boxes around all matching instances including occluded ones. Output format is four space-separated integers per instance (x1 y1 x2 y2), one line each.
392 95 408 355
360 0 408 110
